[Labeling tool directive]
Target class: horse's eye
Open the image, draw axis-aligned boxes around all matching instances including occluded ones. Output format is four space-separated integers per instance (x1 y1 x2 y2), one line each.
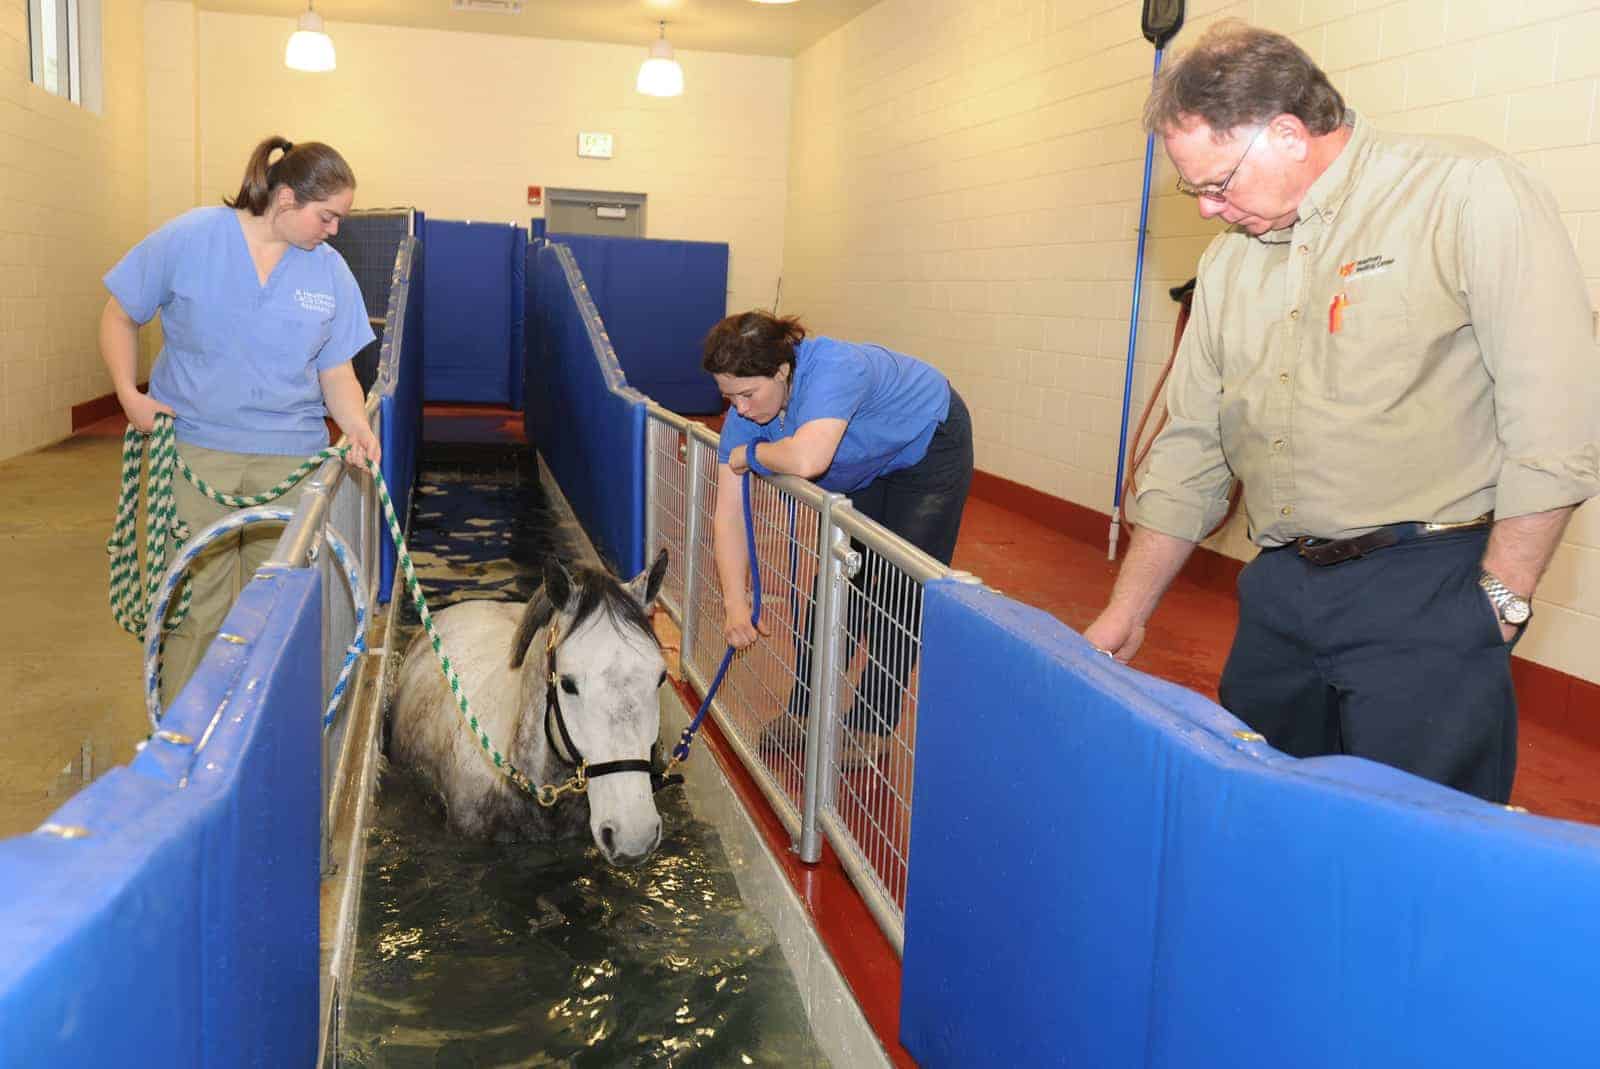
560 676 579 696
657 670 668 688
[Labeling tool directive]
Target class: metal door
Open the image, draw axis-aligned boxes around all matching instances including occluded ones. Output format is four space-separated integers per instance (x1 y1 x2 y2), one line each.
545 188 647 237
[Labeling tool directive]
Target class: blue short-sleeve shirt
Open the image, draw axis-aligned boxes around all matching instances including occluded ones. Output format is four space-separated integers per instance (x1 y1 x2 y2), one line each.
104 206 375 455
718 336 951 493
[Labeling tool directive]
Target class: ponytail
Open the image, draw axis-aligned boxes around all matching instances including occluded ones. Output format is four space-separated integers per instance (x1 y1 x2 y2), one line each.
224 135 356 216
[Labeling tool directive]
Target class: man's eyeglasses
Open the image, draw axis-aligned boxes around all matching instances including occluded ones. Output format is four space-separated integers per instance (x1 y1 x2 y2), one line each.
1175 127 1266 202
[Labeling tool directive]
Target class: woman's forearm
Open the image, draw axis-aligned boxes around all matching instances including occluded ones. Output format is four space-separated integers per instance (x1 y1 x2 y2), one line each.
712 469 751 608
99 298 142 398
318 362 371 438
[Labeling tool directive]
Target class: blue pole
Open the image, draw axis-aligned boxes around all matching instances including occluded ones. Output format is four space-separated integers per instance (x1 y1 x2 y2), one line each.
1109 46 1165 561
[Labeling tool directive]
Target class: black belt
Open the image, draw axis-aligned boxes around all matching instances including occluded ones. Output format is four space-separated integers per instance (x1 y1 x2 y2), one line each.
1291 513 1492 566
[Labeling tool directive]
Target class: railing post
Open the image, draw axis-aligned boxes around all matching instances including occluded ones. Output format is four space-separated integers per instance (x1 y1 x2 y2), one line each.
799 493 850 863
680 434 705 676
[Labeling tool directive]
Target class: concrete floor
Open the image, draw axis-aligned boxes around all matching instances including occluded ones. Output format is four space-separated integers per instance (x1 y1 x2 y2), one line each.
0 419 150 839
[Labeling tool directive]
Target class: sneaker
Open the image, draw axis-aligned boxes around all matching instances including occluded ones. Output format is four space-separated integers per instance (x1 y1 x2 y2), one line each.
837 728 893 773
757 717 806 768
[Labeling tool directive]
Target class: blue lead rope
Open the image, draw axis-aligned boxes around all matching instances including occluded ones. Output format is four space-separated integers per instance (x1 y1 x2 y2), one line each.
670 469 761 765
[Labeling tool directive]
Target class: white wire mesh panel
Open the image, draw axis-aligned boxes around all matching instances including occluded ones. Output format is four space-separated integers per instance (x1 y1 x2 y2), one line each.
684 435 824 823
820 509 939 937
646 415 688 623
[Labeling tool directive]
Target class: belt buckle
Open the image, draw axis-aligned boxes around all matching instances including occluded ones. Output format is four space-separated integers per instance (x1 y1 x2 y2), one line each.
1296 537 1362 566
1421 512 1492 534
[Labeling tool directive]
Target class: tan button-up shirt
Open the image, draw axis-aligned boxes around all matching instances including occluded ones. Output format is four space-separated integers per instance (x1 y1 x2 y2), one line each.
1132 112 1600 547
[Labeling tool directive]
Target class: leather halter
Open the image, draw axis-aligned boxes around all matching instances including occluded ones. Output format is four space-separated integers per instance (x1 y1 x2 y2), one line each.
542 622 653 782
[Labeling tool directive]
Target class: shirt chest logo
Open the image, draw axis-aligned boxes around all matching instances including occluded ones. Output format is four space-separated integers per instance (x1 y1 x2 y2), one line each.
294 288 336 315
1338 255 1395 279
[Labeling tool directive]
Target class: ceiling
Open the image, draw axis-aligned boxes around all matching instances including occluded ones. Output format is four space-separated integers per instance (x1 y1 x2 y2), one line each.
198 0 881 57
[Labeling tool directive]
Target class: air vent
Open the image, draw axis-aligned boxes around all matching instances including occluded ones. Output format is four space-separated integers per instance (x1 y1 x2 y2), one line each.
451 0 523 13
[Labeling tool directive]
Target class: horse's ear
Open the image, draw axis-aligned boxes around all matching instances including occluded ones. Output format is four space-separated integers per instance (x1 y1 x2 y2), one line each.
627 548 669 610
509 590 556 669
543 557 576 610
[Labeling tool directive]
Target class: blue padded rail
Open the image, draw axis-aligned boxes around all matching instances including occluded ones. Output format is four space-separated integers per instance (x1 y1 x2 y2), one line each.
421 220 526 405
524 242 645 575
0 569 324 1067
901 579 1600 1069
546 233 727 414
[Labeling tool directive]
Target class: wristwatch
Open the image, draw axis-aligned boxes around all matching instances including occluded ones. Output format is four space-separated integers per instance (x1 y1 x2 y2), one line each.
1478 570 1532 628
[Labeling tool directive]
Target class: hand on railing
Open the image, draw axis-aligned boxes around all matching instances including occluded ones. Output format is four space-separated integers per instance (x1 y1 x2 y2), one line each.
343 426 383 470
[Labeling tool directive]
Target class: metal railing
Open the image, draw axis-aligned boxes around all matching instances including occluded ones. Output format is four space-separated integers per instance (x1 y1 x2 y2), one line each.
644 401 973 956
263 227 419 875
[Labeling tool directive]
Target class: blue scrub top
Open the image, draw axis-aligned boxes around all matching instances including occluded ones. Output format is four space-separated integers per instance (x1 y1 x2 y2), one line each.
104 206 375 456
718 336 951 493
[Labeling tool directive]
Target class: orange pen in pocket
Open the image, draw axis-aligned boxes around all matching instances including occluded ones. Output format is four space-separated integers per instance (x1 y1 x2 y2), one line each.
1328 292 1349 334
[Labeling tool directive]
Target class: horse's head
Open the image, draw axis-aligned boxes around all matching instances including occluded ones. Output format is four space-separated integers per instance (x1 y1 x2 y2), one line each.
512 549 670 867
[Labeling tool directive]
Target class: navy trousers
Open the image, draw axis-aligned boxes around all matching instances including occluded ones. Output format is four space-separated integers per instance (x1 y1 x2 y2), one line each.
1218 527 1517 803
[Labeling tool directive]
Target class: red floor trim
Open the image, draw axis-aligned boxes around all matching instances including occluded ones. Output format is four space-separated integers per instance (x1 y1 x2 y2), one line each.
668 675 916 1068
71 388 138 431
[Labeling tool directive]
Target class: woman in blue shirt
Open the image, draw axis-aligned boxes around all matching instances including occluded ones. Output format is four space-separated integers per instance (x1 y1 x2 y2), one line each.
99 135 379 703
705 310 973 766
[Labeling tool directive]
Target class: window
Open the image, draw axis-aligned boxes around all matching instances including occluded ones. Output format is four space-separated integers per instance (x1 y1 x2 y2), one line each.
27 0 100 111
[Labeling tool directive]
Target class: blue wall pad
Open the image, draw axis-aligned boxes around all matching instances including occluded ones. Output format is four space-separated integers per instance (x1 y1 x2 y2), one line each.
546 233 727 414
379 236 425 604
900 578 1600 1068
421 220 526 405
0 568 324 1067
524 242 645 575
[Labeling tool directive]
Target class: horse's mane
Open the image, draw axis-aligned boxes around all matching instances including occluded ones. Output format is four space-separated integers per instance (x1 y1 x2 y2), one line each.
509 561 657 669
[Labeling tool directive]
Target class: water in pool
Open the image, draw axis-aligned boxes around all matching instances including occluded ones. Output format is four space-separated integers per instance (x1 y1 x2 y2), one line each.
338 447 828 1067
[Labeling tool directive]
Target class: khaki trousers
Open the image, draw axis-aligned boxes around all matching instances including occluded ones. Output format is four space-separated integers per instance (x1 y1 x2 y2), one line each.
160 442 310 707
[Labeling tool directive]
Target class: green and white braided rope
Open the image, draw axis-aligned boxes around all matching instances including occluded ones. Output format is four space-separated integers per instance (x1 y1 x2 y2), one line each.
367 457 553 799
108 414 558 800
107 413 342 639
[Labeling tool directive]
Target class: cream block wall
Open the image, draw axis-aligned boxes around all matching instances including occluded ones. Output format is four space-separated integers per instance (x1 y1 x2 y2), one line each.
784 0 1600 684
193 14 792 318
0 0 148 461
146 0 198 230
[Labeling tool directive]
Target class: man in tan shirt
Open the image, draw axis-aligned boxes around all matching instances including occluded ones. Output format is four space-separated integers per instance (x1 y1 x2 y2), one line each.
1084 22 1599 803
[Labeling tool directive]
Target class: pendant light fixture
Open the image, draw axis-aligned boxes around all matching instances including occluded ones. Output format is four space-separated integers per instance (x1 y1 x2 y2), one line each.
635 20 683 98
285 0 337 73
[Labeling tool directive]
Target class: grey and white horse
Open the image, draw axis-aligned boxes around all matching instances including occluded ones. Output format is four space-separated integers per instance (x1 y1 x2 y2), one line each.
390 549 670 866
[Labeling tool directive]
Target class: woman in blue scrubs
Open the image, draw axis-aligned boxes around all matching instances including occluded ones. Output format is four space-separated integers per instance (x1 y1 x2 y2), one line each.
99 135 379 702
705 310 973 766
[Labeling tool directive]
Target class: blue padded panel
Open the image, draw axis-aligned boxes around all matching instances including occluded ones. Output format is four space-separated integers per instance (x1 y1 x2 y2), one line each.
548 234 727 414
900 579 1600 1068
524 243 645 575
421 220 524 405
509 229 527 411
0 569 323 1067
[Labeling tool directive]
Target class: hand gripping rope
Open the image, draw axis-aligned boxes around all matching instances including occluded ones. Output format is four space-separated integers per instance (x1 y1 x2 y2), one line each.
662 469 761 779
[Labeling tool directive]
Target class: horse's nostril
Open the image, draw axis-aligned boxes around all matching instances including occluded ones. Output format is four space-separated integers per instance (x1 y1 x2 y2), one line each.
599 822 617 854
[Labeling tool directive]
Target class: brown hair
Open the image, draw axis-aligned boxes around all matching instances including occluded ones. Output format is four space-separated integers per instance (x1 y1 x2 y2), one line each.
1143 21 1346 138
224 135 356 216
702 310 807 379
